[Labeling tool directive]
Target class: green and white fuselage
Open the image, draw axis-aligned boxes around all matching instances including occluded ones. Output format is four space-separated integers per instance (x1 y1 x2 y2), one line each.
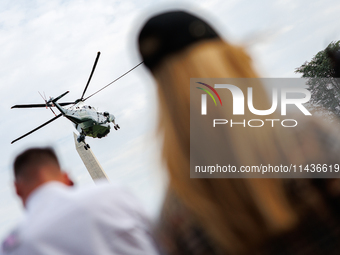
53 100 116 140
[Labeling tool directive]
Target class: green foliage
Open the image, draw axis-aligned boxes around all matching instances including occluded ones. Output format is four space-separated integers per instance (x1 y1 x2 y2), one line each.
295 41 340 115
296 41 340 78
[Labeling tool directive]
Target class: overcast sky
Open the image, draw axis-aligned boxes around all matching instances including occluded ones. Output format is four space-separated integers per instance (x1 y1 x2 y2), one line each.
0 0 339 240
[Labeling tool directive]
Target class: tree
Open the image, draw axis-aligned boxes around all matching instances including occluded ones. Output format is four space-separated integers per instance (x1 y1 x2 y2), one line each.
295 40 340 116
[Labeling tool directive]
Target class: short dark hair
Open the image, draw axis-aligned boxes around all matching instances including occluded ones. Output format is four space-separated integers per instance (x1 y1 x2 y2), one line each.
14 147 60 178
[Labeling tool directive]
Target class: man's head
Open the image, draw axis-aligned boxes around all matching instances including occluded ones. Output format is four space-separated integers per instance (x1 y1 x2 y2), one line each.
14 147 73 206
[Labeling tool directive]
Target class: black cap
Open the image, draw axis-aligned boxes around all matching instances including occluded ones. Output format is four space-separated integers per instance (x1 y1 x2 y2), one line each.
138 10 219 70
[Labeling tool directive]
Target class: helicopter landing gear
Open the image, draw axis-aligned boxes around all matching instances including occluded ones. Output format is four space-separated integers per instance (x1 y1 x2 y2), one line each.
77 134 86 143
77 133 90 150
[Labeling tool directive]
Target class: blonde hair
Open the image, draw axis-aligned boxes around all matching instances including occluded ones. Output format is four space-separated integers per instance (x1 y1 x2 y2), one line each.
151 39 335 254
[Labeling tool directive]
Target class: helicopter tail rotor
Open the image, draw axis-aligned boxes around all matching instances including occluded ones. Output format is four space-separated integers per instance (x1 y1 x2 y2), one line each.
39 91 57 116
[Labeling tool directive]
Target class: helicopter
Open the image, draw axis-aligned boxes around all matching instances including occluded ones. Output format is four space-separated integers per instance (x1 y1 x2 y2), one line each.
11 52 143 149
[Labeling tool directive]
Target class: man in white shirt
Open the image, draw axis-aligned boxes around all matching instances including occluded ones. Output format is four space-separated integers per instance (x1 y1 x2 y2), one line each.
1 147 159 255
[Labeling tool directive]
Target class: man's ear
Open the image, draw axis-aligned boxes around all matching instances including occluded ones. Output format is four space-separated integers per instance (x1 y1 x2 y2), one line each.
14 181 22 198
61 172 74 186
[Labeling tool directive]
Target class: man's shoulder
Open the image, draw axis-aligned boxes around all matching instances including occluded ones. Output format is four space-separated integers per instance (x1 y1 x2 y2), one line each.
27 182 145 220
75 182 146 216
1 182 157 255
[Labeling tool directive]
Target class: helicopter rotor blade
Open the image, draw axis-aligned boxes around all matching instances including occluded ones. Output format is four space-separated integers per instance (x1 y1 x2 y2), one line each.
12 104 53 109
83 61 143 102
11 114 63 144
80 52 101 101
11 102 75 109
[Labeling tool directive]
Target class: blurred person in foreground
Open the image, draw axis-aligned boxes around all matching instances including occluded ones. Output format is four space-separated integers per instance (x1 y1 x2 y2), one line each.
137 10 340 255
1 147 159 255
